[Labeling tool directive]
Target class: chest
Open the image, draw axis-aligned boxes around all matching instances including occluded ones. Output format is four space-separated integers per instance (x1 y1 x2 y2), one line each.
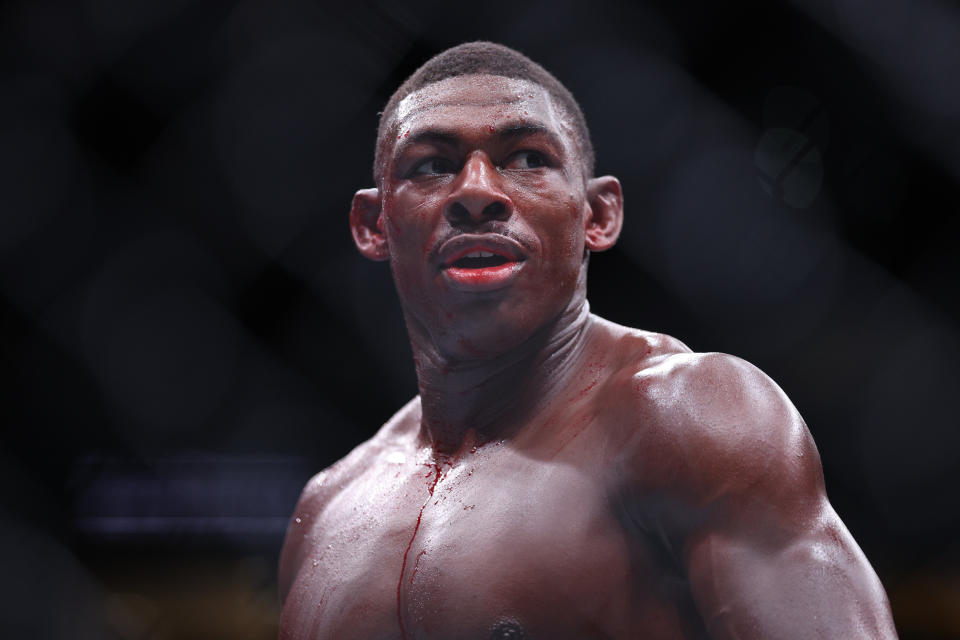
283 448 683 639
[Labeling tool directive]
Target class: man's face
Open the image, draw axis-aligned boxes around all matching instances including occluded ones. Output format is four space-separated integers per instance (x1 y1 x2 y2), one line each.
377 74 591 359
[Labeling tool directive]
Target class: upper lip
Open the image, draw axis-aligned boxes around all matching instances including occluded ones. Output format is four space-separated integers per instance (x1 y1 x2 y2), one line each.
437 234 527 268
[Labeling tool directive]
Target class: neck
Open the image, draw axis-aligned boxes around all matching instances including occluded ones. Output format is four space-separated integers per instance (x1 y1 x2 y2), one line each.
407 295 594 456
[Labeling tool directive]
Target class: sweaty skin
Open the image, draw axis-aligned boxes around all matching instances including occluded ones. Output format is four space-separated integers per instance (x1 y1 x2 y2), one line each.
278 75 898 639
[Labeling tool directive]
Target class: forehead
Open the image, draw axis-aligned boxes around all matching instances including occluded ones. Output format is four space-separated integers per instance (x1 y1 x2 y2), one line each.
392 74 568 141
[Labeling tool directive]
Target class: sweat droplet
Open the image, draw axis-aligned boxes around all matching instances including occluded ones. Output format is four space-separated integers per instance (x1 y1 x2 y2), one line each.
294 517 302 524
490 620 527 639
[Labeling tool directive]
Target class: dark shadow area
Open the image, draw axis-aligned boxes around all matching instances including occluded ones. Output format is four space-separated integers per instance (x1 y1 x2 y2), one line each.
1 0 958 638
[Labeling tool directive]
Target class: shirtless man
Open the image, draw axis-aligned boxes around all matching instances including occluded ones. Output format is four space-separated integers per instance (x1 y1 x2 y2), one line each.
278 42 898 639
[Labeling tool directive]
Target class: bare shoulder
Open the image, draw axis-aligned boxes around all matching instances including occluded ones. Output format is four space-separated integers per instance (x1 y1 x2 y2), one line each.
292 396 420 515
595 323 897 637
277 396 421 602
602 335 825 525
633 349 810 456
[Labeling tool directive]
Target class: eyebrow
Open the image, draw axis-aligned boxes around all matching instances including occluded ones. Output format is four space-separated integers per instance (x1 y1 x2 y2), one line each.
393 122 565 159
498 123 563 147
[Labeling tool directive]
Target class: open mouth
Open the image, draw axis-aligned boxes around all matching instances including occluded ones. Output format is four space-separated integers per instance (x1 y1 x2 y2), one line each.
437 235 527 291
450 251 513 270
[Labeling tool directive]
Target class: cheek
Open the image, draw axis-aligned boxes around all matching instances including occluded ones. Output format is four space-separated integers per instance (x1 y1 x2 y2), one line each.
382 195 444 295
404 200 452 259
390 182 447 215
515 173 558 203
388 252 428 302
544 209 585 260
514 178 585 249
383 190 441 244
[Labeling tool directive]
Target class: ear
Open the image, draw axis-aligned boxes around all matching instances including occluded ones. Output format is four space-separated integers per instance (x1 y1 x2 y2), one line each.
349 188 389 261
584 176 624 252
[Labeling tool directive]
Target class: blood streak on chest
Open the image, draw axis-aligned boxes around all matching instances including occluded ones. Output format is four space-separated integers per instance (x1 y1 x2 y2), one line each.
397 460 444 640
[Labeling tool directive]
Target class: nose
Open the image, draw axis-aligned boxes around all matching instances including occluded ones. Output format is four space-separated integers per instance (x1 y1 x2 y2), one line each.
443 153 512 226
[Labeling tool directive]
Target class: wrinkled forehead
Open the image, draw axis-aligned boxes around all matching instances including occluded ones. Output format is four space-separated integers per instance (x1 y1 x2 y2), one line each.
390 74 570 142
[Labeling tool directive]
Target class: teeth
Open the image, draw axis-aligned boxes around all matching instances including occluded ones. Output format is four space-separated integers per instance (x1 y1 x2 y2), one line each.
465 250 495 258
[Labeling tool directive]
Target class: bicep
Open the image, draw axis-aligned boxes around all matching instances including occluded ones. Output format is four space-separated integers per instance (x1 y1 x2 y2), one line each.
686 498 897 639
642 353 897 638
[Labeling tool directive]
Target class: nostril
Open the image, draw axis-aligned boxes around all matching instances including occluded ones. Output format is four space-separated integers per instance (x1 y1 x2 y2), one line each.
484 201 505 218
446 199 509 223
449 202 470 220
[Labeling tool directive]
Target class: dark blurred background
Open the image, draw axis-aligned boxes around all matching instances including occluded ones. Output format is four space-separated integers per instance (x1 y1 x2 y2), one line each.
1 0 958 638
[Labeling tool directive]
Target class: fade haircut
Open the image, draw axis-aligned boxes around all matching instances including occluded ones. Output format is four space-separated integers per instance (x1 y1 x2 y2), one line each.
374 41 595 183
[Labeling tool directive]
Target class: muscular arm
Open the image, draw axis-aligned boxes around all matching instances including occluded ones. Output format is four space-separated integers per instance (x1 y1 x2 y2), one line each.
687 501 894 639
636 353 897 639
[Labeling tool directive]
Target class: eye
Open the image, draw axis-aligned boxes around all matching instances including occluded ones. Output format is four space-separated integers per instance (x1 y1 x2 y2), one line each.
411 157 457 177
503 150 549 170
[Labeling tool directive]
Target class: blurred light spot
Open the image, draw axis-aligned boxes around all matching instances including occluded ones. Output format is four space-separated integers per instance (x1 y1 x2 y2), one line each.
755 129 823 209
654 149 840 307
756 87 829 209
77 515 291 535
762 86 831 147
70 454 313 546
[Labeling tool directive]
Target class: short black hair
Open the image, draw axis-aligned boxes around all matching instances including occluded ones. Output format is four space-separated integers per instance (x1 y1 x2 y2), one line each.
374 41 595 183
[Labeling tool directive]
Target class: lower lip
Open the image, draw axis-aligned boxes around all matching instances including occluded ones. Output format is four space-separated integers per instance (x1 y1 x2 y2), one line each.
442 261 524 291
